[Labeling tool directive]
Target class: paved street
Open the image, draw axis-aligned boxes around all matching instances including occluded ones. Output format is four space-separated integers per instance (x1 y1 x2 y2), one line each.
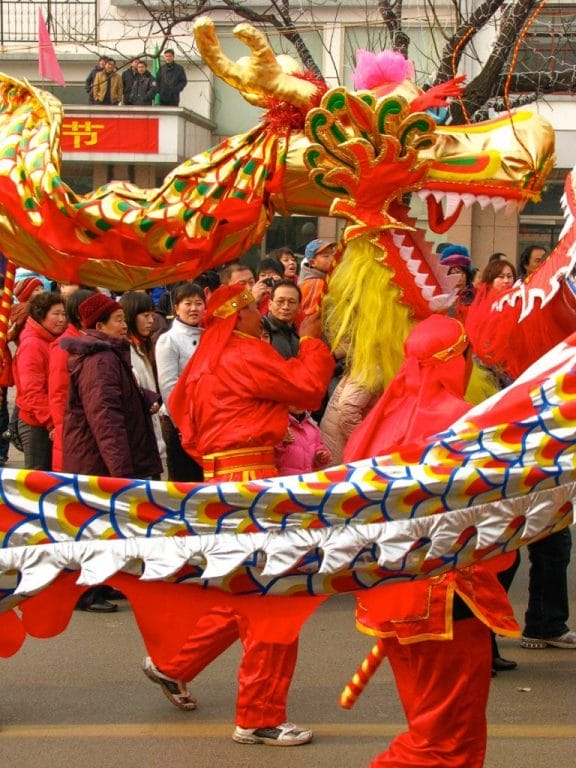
1 537 575 767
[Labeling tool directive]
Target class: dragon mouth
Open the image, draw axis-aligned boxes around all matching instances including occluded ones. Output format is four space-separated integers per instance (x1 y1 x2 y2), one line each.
384 188 524 315
390 229 439 305
418 189 521 235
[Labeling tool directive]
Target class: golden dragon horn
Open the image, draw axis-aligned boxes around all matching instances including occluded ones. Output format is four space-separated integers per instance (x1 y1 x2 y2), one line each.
193 16 320 109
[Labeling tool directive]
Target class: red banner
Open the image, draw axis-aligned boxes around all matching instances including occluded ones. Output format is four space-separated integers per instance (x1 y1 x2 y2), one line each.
61 117 159 153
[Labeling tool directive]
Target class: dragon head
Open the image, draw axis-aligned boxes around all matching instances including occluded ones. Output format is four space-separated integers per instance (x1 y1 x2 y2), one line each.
276 82 553 389
273 83 554 319
192 19 554 388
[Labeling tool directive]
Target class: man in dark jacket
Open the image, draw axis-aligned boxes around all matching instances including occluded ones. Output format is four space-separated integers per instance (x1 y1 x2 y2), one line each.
85 55 106 104
129 61 157 106
156 49 187 106
263 279 301 359
122 58 141 105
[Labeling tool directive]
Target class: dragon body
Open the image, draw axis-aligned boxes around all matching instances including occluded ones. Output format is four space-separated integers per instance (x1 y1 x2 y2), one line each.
468 165 576 379
0 20 574 658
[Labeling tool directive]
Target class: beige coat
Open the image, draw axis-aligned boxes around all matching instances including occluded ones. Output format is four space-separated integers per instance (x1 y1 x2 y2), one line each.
320 373 379 465
92 70 123 105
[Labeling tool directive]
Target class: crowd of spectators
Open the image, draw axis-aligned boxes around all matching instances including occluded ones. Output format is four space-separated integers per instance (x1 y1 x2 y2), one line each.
85 49 187 107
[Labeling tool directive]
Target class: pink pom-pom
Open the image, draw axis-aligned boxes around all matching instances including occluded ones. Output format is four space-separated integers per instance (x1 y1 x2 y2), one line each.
353 49 415 93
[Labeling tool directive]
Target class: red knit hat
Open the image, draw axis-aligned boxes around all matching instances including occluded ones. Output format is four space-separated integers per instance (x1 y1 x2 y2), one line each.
14 277 43 303
78 292 122 329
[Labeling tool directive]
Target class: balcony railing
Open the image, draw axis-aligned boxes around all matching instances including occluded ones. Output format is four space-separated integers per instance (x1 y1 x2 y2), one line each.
0 0 97 45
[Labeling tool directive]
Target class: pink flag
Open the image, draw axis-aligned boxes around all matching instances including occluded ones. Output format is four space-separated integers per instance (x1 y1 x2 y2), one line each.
38 9 66 86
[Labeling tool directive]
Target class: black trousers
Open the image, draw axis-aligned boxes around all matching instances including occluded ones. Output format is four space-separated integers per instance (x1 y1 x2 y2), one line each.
0 387 9 461
160 415 203 482
524 528 572 639
18 419 52 471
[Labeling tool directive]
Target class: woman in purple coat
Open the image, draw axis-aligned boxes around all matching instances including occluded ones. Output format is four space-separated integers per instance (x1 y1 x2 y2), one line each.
61 292 162 479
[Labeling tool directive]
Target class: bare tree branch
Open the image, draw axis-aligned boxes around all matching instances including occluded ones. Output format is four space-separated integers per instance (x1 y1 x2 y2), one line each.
434 0 507 84
377 1 410 57
449 0 544 123
473 92 538 121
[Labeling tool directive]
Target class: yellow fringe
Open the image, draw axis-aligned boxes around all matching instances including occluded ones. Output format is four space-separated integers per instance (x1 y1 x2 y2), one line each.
322 236 497 402
323 237 413 392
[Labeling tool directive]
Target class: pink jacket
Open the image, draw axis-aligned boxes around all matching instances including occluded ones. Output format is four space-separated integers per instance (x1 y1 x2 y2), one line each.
275 413 330 476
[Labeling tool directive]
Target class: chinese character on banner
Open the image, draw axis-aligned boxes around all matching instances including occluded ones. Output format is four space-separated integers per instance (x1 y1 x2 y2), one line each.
62 120 104 149
61 117 159 154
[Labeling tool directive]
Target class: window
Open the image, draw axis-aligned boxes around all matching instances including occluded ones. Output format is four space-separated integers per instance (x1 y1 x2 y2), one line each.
515 5 576 83
519 168 565 253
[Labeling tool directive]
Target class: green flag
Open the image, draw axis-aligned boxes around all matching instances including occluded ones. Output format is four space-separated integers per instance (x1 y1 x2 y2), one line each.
152 45 160 105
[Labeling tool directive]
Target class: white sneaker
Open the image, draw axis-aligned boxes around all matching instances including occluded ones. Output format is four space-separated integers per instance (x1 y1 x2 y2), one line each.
522 630 576 649
142 656 197 711
232 721 313 746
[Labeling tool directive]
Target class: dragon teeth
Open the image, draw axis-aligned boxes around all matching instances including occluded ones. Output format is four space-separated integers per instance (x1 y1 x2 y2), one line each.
491 196 507 211
443 192 461 217
418 189 520 215
421 285 435 300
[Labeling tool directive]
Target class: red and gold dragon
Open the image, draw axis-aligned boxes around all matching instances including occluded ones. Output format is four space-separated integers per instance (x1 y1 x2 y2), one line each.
0 19 574 659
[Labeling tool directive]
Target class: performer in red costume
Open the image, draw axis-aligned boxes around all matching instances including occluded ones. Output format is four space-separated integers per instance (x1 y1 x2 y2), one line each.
345 315 519 768
143 283 334 747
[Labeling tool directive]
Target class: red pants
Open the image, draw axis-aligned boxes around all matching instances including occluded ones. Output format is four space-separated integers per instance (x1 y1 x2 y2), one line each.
159 605 298 729
158 460 300 728
371 618 491 768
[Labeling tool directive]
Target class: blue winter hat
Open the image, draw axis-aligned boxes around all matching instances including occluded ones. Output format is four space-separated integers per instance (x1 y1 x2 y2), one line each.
439 244 471 269
304 239 336 262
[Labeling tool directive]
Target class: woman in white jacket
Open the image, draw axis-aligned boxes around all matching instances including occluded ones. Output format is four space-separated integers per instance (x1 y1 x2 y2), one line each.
119 291 166 475
154 282 205 481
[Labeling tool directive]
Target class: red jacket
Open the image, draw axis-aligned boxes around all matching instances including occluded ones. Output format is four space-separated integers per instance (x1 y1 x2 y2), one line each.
355 553 519 643
14 317 58 429
49 323 82 472
177 334 334 461
298 277 327 319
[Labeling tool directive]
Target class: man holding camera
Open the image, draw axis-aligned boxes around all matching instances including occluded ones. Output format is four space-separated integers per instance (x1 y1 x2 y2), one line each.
220 260 283 315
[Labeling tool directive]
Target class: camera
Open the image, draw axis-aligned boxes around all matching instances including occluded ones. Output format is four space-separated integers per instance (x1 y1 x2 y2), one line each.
262 277 276 287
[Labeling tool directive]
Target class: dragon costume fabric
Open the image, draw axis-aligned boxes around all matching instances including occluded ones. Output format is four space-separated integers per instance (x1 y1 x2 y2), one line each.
0 330 574 657
0 19 574 671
